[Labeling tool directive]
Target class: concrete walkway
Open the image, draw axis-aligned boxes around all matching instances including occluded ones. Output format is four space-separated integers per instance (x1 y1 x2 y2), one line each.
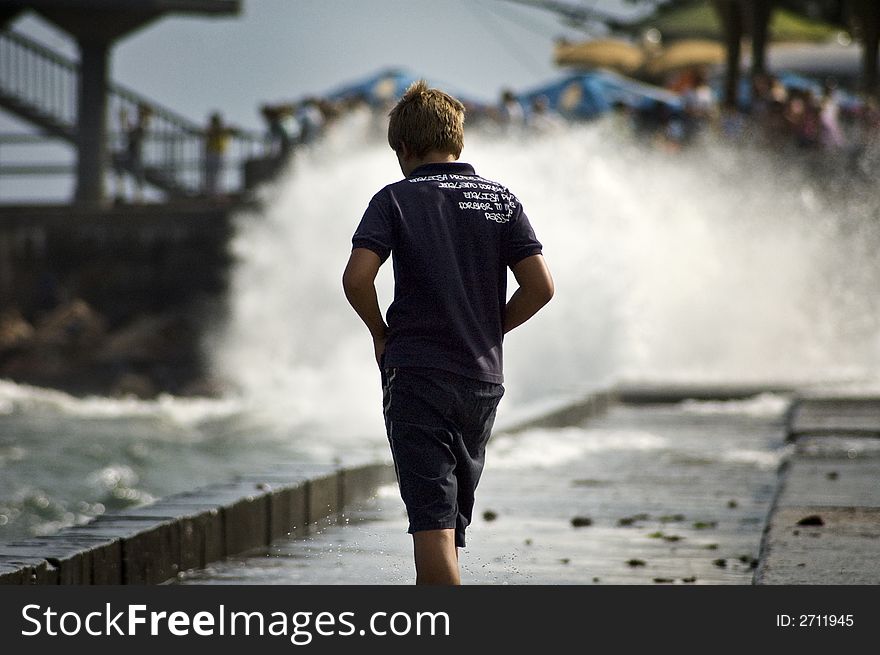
754 393 880 584
177 393 793 585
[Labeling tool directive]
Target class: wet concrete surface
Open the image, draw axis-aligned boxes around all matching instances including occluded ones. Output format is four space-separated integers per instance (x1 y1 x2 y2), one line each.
177 397 790 585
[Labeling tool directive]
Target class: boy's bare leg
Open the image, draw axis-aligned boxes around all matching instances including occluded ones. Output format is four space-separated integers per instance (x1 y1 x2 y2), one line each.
413 529 460 585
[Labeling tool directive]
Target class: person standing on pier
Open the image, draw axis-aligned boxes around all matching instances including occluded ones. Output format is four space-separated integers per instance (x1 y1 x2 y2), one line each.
203 112 235 198
343 80 554 585
114 103 151 204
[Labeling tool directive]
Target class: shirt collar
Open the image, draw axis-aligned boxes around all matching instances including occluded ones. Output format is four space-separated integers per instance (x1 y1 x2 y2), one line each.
407 162 476 178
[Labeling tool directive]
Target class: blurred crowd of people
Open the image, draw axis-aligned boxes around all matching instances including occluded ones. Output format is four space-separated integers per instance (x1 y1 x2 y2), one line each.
609 69 880 178
111 69 878 204
745 73 880 174
259 96 332 157
258 71 880 180
257 85 571 153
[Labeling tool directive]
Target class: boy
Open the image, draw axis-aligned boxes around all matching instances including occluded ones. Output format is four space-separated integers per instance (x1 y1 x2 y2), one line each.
343 81 553 585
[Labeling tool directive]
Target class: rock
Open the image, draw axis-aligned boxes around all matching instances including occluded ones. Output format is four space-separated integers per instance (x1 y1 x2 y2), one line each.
571 516 593 528
626 559 646 567
34 299 106 349
96 314 184 365
659 514 686 523
0 309 34 350
1 349 73 380
111 372 157 399
179 376 228 398
620 513 650 526
712 558 727 568
796 514 824 527
482 510 498 522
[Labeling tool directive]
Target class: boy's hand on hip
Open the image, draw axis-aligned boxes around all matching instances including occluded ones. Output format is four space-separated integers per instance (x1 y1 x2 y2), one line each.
342 248 389 368
373 333 387 369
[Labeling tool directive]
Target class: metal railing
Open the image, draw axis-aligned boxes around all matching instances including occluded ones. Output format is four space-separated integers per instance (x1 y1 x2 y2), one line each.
0 28 275 199
0 28 78 137
106 88 271 197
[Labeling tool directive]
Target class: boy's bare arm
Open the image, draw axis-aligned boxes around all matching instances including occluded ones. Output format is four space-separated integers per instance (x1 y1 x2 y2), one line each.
343 247 388 366
504 254 554 334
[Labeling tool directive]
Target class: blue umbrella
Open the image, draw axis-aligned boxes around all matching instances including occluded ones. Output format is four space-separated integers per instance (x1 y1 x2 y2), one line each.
519 71 682 119
324 68 421 106
590 69 684 112
323 68 487 110
518 73 611 119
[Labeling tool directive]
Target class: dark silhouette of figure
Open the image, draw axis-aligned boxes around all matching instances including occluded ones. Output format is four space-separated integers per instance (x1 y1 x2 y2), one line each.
204 112 236 198
114 103 152 203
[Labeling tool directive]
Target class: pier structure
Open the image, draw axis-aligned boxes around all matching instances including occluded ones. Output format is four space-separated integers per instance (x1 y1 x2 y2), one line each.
0 2 288 396
0 0 271 207
0 0 278 209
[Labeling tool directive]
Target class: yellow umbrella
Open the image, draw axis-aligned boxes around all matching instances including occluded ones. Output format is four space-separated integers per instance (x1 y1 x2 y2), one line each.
554 38 645 75
642 39 725 77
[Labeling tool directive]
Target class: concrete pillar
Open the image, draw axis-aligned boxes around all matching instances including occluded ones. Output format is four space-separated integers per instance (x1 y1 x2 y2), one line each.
75 38 110 207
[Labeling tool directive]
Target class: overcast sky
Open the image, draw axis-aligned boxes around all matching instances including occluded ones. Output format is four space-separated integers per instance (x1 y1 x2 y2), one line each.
9 0 645 130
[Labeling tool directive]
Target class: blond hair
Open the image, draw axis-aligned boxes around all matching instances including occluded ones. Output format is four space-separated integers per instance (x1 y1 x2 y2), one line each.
387 80 465 158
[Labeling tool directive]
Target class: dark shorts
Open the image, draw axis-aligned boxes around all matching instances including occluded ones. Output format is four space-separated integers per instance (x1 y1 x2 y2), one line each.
381 366 504 548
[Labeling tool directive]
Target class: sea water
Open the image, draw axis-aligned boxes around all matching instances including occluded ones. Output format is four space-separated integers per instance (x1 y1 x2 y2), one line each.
2 110 879 541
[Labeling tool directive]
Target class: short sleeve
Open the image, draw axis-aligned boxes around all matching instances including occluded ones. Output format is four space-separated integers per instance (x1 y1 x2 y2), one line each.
504 202 543 268
352 190 394 263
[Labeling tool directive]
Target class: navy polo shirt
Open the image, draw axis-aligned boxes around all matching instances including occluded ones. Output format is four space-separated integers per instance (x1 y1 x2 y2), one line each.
351 161 543 383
